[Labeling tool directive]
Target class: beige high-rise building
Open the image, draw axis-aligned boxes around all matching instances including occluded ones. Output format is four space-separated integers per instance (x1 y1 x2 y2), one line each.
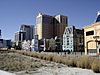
36 13 68 40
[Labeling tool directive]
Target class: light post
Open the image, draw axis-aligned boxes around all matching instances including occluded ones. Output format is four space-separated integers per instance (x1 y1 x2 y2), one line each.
93 36 99 55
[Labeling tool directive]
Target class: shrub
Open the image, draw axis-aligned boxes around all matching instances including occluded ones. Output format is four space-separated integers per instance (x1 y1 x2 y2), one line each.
45 54 54 61
68 58 77 67
91 59 100 73
0 53 43 72
77 56 92 69
52 55 63 63
14 50 100 73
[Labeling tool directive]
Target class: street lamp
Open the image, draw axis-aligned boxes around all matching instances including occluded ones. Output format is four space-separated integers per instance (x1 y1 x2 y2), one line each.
93 36 99 55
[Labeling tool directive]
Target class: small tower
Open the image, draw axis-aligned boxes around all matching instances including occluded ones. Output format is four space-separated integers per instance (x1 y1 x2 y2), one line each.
96 11 100 22
97 11 100 16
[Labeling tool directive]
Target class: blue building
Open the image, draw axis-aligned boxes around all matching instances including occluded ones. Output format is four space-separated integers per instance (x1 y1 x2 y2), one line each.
0 39 3 48
63 26 84 52
0 39 11 48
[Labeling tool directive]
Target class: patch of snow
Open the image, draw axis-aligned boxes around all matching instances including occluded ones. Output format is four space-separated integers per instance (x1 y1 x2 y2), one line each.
0 70 15 75
31 66 100 75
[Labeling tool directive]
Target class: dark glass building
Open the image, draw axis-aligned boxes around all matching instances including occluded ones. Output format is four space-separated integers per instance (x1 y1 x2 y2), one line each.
15 31 26 42
20 25 34 40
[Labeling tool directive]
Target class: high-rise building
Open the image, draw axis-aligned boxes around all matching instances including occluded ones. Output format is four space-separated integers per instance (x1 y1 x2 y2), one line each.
15 31 26 42
36 13 68 40
54 15 68 37
63 26 84 52
20 24 34 40
36 13 54 40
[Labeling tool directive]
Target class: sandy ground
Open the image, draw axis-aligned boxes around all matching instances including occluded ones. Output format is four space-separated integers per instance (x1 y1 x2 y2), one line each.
15 61 100 75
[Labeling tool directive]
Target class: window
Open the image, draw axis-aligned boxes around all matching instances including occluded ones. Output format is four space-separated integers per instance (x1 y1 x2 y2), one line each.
86 30 94 36
42 16 52 24
36 17 42 24
60 17 63 23
98 41 100 44
67 38 69 45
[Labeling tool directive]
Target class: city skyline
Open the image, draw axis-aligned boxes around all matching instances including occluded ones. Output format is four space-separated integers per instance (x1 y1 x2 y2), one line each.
0 0 100 39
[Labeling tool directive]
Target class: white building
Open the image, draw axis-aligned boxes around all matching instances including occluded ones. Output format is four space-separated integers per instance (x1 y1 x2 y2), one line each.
63 26 84 52
22 35 38 51
63 26 74 52
22 40 31 50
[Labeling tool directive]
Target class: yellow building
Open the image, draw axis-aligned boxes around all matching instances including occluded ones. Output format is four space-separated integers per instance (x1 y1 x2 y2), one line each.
84 22 100 55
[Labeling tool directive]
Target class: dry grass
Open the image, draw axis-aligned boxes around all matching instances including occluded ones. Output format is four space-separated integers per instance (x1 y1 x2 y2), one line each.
91 59 100 73
76 56 92 69
0 53 42 72
4 50 100 73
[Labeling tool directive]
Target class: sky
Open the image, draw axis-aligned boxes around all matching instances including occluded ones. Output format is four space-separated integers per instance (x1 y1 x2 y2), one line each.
0 0 100 40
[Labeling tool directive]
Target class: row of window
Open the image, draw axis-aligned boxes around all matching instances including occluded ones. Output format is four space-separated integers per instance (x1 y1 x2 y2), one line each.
63 46 73 48
86 30 94 36
63 45 73 48
36 16 67 25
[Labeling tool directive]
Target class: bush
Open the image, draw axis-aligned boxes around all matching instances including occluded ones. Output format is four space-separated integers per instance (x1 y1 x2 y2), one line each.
52 55 63 63
45 54 54 61
91 59 100 73
0 53 42 72
68 58 77 67
14 50 100 73
77 56 92 69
